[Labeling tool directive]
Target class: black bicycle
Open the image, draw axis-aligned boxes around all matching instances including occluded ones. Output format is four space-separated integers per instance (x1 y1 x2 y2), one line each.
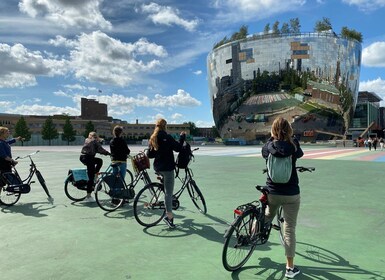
133 148 206 227
222 166 315 271
0 151 53 206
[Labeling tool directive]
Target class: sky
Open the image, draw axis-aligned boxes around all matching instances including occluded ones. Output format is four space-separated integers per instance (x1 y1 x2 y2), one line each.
1 0 385 127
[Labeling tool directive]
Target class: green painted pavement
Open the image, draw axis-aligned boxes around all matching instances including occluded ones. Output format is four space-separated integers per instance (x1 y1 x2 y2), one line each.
1 146 384 280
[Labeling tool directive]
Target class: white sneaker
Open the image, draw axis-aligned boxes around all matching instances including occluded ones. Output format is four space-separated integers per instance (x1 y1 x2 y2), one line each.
84 196 95 203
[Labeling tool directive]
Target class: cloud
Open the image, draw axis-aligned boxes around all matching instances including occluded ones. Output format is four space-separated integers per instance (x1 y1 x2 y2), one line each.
50 31 168 86
341 0 385 12
0 43 68 88
5 103 79 116
362 41 385 67
193 70 203 75
359 77 385 105
18 0 111 29
212 0 306 22
141 2 199 32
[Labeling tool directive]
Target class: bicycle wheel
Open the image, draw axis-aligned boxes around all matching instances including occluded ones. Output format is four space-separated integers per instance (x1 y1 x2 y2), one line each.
95 175 124 212
187 180 207 214
0 185 21 206
36 170 53 201
64 175 87 202
125 169 134 186
133 183 165 227
276 206 285 246
222 209 258 271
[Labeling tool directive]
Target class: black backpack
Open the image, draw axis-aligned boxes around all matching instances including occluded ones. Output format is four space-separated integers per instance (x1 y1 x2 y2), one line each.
176 142 193 169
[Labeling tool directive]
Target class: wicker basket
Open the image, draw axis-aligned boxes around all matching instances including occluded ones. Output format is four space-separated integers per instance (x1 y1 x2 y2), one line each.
132 152 150 172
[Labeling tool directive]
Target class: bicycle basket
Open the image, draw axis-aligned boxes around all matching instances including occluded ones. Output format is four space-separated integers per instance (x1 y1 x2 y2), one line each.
132 152 150 172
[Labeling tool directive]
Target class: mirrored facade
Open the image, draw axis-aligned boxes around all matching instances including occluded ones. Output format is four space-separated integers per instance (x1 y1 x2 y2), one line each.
207 32 362 142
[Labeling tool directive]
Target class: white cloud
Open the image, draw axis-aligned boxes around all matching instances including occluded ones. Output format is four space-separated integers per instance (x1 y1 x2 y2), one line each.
359 77 385 105
213 0 306 22
51 31 168 86
141 2 199 32
193 70 203 75
5 104 79 116
342 0 385 12
18 0 111 29
362 42 385 67
0 43 68 88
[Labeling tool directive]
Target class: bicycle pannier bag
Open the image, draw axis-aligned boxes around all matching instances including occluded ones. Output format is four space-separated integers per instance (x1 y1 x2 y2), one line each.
68 169 88 188
266 154 292 184
176 142 193 169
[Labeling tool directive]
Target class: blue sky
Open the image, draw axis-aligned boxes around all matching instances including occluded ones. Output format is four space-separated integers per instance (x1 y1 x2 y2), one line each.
1 0 385 127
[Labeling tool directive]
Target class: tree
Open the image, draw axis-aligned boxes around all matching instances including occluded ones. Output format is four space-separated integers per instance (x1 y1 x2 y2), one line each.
184 122 199 136
272 21 280 34
314 17 332 32
62 116 76 145
290 18 301 33
41 116 58 146
341 26 363 43
263 23 270 34
83 121 95 138
338 83 354 135
14 116 31 146
281 23 290 34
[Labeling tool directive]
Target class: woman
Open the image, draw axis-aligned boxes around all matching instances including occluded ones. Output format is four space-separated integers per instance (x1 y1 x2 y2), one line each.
148 119 185 228
261 117 304 279
110 126 130 179
0 127 24 173
80 132 110 203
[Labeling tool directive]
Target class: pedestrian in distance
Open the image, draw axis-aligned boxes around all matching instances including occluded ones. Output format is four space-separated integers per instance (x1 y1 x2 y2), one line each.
261 117 304 279
80 132 110 203
147 118 186 229
0 126 24 173
110 125 130 179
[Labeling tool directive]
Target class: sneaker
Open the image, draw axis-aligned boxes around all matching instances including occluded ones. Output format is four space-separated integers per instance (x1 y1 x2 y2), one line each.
285 267 300 278
163 216 176 229
84 196 95 203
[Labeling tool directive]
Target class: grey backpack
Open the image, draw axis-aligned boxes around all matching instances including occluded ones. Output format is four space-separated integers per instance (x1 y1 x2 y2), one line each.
266 153 292 184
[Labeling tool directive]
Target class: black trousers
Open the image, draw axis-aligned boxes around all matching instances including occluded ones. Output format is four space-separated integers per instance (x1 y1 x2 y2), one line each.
80 155 103 194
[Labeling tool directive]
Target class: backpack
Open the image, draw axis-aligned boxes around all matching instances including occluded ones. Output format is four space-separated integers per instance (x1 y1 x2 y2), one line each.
266 153 292 184
176 142 193 169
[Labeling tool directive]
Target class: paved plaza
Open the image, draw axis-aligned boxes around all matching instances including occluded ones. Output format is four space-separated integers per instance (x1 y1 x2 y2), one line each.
1 144 385 280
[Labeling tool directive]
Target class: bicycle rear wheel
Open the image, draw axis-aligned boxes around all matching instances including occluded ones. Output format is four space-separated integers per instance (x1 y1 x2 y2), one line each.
95 175 124 212
133 183 165 227
276 206 285 246
187 180 207 214
0 185 21 206
64 175 87 202
222 209 258 271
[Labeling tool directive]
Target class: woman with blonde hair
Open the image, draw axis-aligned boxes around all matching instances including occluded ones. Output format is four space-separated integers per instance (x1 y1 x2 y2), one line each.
261 117 304 278
148 118 186 228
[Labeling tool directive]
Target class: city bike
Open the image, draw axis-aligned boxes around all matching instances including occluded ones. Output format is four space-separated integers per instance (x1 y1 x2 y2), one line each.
222 166 315 271
133 148 206 227
0 150 53 206
94 152 152 212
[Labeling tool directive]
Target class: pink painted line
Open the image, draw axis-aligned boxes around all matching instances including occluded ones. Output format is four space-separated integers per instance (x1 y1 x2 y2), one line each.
303 148 356 158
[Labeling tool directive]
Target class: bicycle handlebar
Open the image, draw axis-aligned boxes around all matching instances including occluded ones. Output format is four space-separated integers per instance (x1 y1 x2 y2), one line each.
262 166 315 174
14 150 40 160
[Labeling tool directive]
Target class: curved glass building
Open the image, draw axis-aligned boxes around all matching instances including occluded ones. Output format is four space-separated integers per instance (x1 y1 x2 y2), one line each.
207 32 362 142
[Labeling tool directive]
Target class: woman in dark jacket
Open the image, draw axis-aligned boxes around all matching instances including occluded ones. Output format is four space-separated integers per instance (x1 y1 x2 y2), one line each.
148 118 185 228
110 126 130 179
261 117 304 279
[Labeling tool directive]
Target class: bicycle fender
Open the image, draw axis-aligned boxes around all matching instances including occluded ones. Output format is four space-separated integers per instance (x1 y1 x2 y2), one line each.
223 217 241 238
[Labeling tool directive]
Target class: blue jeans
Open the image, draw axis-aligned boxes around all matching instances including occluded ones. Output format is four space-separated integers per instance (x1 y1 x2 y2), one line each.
158 170 174 214
112 162 127 180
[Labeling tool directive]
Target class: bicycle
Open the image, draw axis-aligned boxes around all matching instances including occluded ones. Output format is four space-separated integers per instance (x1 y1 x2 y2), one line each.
94 152 152 212
222 166 315 271
133 147 206 227
64 155 134 203
0 150 53 206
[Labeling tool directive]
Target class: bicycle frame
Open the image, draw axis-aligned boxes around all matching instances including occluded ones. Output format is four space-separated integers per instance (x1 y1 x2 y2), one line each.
14 151 40 185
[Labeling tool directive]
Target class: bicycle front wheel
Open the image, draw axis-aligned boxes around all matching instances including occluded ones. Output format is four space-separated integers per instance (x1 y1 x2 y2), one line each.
276 206 285 246
222 209 258 271
125 169 134 186
95 175 124 212
64 175 87 202
187 180 207 214
133 183 165 227
0 185 21 206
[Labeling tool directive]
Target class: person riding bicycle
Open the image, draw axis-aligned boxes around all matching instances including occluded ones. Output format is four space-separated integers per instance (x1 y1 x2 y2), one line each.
261 117 304 279
80 132 110 203
147 118 186 229
0 126 24 174
110 125 130 179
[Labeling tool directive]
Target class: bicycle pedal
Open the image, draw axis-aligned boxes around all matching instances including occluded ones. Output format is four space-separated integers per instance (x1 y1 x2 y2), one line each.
272 224 280 230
